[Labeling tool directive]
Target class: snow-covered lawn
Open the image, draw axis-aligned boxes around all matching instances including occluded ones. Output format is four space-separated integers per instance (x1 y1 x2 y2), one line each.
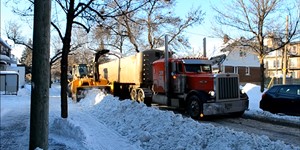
1 83 299 150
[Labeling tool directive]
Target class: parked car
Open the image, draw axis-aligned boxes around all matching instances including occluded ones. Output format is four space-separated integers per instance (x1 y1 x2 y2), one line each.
259 84 300 116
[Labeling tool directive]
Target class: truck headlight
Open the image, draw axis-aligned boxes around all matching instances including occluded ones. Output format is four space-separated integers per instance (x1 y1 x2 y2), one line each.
209 91 215 97
240 89 246 94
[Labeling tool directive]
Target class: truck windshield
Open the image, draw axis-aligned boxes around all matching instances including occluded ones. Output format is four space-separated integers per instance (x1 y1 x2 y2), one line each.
185 64 211 73
78 65 88 76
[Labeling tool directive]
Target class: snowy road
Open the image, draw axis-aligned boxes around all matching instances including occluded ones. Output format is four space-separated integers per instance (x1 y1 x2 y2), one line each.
154 105 300 146
202 117 300 147
156 105 300 147
153 101 300 146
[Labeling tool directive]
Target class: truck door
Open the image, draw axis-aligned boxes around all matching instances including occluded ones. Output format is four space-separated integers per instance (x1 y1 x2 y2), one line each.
171 61 186 94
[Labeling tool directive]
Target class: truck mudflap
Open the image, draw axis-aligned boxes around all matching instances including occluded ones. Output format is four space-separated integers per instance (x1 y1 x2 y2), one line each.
203 99 249 116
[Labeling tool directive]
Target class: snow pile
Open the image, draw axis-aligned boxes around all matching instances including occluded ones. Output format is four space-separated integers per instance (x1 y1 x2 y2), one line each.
77 89 299 150
242 83 265 111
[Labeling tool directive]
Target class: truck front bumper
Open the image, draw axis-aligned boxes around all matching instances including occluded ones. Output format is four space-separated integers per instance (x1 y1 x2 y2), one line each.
203 99 249 116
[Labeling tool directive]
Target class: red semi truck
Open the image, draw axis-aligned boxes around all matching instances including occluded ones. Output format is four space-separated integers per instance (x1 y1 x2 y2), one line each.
98 49 249 119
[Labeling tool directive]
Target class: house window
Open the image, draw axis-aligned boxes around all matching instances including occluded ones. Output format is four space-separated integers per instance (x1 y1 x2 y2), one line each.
234 66 238 73
245 67 250 75
289 59 296 68
273 60 280 68
239 50 246 57
290 46 297 55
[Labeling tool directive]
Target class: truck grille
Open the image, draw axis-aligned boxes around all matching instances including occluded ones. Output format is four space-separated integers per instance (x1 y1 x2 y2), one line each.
217 75 239 100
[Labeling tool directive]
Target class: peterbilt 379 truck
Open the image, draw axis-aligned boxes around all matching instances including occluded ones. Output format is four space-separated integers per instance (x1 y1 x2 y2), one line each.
98 49 249 119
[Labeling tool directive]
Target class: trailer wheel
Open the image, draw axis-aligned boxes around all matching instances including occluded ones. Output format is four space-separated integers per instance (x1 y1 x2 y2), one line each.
137 89 145 103
130 89 137 100
187 95 203 119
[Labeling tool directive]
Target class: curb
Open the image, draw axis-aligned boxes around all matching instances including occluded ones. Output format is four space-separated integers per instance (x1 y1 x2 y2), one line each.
243 114 300 128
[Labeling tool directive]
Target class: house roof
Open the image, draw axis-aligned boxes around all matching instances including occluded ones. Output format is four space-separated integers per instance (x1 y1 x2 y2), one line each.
210 38 260 67
0 70 19 75
290 41 300 45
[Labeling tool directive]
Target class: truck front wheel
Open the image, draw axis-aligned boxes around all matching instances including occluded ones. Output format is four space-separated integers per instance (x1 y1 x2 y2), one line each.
137 89 144 103
187 95 203 119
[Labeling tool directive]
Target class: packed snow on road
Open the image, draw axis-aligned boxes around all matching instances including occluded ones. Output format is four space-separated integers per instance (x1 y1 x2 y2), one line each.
1 83 299 150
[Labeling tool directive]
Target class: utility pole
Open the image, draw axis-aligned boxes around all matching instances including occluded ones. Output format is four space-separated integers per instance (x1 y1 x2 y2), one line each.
203 38 206 57
282 15 288 84
0 1 2 37
29 0 51 149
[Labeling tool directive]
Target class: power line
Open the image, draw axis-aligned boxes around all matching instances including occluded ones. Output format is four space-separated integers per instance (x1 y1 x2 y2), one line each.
183 31 220 38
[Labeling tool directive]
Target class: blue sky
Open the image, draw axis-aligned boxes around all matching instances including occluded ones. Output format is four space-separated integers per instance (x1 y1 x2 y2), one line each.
174 0 226 51
174 0 224 55
0 0 223 58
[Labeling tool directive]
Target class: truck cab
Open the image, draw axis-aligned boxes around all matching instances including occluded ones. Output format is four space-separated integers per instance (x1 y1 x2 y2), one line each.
152 57 249 119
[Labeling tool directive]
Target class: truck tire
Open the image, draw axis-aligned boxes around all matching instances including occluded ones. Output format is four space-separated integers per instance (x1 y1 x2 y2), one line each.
130 88 137 100
187 95 203 119
137 89 144 103
72 89 83 102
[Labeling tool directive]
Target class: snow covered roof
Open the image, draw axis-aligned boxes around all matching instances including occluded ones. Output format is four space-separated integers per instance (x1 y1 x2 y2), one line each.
209 38 260 67
0 37 12 50
0 70 19 75
0 54 10 61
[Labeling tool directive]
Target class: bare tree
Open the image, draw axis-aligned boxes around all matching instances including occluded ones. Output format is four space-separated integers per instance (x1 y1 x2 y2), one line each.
6 0 151 118
19 39 33 67
5 21 32 50
140 0 204 50
51 0 151 118
93 0 205 54
212 0 300 92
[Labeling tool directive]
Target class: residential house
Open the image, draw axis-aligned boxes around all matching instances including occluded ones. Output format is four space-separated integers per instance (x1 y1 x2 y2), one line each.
0 37 12 70
211 36 261 85
0 37 26 89
264 41 300 79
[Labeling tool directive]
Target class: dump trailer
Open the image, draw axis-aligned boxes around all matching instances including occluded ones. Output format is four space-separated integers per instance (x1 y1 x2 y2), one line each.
98 49 249 119
98 49 164 100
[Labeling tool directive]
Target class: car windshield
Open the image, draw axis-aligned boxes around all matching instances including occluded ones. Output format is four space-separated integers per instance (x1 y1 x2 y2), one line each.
278 85 300 95
184 64 211 73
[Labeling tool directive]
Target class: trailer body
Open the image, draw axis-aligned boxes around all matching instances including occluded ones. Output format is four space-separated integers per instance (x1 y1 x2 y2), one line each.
98 50 163 99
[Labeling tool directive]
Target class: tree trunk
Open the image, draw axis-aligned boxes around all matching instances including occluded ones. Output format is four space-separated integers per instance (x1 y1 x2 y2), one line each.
259 57 265 92
60 47 69 118
49 65 52 88
29 0 51 149
60 0 75 118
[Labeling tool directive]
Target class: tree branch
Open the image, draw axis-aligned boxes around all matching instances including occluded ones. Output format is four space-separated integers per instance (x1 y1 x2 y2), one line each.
73 21 90 33
51 22 64 41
